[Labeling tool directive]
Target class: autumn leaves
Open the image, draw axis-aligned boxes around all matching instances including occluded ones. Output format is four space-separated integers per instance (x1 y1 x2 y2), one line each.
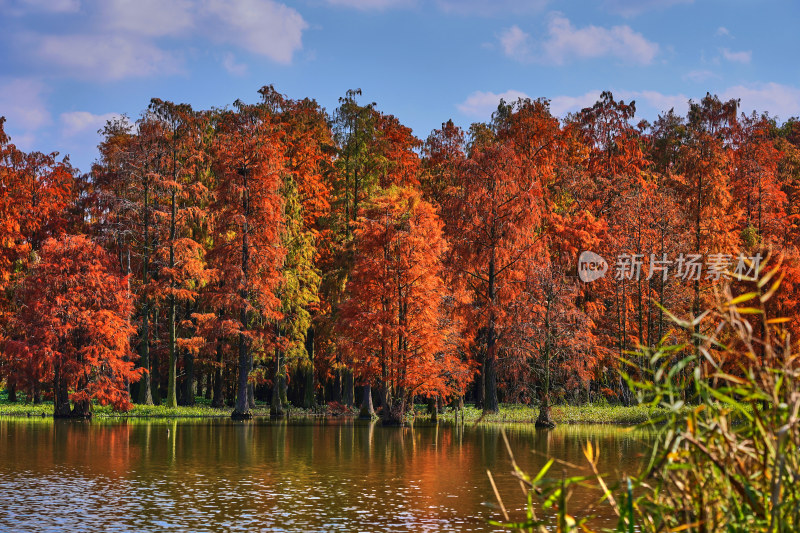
2 87 800 420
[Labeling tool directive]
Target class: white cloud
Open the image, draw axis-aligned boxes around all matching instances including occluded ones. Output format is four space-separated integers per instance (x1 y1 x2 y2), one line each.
721 83 800 120
37 34 181 80
546 90 688 118
501 15 659 65
436 0 548 15
613 86 800 119
683 69 718 83
459 85 800 124
323 0 545 12
104 0 308 63
457 89 687 121
715 26 730 37
324 0 413 8
499 25 531 60
603 0 692 17
103 0 195 37
22 0 308 80
203 0 308 64
628 90 689 114
222 53 248 76
549 91 601 117
542 15 659 64
0 78 50 150
0 79 50 130
720 48 751 64
457 89 529 118
6 0 80 14
7 132 37 150
60 111 120 137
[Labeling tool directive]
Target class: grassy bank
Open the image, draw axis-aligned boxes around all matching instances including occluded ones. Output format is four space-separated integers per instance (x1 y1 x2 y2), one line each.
436 403 674 425
1 391 673 424
0 392 324 418
0 400 242 418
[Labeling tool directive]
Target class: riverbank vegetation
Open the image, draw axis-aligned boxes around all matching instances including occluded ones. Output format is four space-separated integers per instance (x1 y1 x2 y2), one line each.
486 272 800 532
2 87 800 423
0 395 671 425
439 403 673 425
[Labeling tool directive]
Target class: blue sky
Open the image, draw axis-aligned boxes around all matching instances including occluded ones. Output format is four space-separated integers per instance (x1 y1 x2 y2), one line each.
1 0 799 173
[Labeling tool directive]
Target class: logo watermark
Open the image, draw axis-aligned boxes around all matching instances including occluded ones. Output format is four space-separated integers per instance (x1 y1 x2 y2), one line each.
578 251 609 282
578 251 763 282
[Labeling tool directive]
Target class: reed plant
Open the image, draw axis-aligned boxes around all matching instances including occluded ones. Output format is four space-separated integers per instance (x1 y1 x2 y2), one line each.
487 255 800 532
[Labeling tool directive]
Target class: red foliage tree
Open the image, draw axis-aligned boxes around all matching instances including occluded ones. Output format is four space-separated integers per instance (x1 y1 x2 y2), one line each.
0 117 75 290
448 102 550 413
319 90 425 409
208 102 285 419
258 86 333 414
339 187 471 423
4 235 140 416
144 99 212 408
93 115 168 405
731 114 786 246
0 118 76 401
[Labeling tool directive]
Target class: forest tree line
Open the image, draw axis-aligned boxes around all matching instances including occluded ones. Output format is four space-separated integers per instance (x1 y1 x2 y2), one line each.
1 87 800 422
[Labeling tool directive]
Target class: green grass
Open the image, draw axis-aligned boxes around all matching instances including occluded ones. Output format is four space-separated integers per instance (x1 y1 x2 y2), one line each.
433 402 675 425
1 391 672 425
0 401 53 417
0 394 327 418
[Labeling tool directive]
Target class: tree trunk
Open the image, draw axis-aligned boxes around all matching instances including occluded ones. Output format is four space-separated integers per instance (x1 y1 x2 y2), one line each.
535 394 555 428
342 368 354 407
232 330 252 419
181 348 195 406
151 336 161 406
270 384 284 417
381 392 405 426
280 378 287 408
71 397 92 419
474 358 484 410
484 249 499 413
359 383 374 418
302 364 315 409
212 340 225 408
138 177 153 405
332 368 342 403
225 363 235 407
302 327 316 409
427 396 438 423
233 169 252 420
204 372 212 400
166 295 178 408
7 382 16 403
270 347 285 418
138 305 153 405
483 342 499 413
53 364 71 418
248 353 256 410
166 183 178 409
537 296 555 430
377 383 391 423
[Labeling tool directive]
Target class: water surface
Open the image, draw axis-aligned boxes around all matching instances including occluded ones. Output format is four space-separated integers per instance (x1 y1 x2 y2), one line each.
0 417 650 531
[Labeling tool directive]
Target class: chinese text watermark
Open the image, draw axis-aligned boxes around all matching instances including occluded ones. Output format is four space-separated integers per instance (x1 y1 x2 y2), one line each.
578 251 763 283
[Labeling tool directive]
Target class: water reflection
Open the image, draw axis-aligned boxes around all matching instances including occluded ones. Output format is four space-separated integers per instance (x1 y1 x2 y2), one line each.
0 417 650 531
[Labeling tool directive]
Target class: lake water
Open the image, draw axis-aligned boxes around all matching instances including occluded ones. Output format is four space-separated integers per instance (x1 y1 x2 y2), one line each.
0 417 650 531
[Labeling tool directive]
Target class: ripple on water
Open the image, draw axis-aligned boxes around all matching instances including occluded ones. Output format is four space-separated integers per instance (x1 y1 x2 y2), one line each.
0 419 649 531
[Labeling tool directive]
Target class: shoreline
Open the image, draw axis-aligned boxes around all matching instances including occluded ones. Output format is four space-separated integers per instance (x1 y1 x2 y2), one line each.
0 400 673 425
